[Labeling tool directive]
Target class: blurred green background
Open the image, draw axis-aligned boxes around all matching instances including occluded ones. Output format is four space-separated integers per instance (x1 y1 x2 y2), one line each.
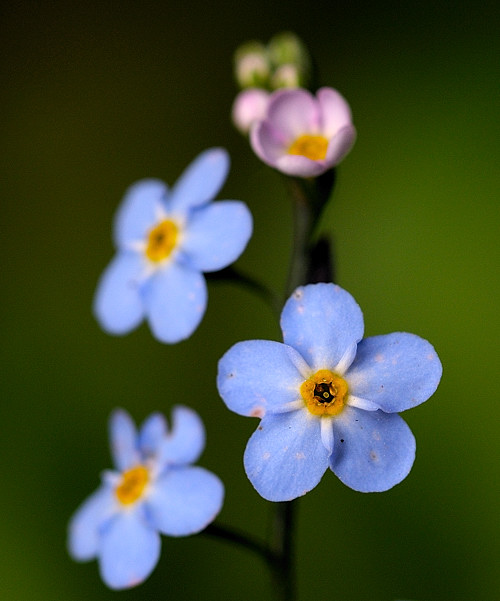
1 1 499 600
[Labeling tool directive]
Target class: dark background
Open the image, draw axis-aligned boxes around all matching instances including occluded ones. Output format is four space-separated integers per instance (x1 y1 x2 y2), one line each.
1 1 499 600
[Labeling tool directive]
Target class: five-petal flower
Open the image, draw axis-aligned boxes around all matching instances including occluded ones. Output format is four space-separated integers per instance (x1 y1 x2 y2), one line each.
94 148 253 343
67 407 224 589
217 283 442 502
250 87 356 177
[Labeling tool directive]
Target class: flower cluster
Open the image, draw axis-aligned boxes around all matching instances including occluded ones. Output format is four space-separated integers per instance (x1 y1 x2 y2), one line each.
233 32 311 91
68 407 223 589
69 32 443 597
231 31 311 135
232 33 355 177
94 148 252 344
217 283 442 501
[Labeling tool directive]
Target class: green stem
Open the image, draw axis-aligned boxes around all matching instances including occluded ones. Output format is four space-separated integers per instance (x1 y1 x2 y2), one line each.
207 169 337 601
285 179 315 296
205 518 298 599
269 168 337 601
284 169 336 297
204 522 273 564
269 500 298 601
206 265 282 317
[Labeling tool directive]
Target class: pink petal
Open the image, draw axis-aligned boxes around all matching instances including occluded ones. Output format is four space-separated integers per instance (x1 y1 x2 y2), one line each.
317 87 353 137
267 88 321 141
275 154 329 177
325 125 357 166
250 120 288 165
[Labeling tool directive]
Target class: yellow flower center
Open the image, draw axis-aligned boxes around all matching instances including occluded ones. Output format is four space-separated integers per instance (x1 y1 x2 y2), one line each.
288 134 328 161
115 465 149 505
300 369 348 417
145 219 178 262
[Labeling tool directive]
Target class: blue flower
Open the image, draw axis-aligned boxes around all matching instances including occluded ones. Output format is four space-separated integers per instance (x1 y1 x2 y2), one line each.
67 407 224 589
94 148 253 343
217 283 442 501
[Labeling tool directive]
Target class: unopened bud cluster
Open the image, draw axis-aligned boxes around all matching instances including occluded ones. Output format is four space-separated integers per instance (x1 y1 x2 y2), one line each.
234 32 311 91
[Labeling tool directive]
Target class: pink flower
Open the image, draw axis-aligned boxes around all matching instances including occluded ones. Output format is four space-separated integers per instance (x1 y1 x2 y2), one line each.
250 87 356 177
232 88 270 134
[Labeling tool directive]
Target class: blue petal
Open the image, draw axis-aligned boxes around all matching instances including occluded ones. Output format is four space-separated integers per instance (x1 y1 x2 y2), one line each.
93 252 146 335
330 406 416 492
139 413 167 458
217 340 308 418
67 485 115 561
113 179 168 248
346 333 442 412
181 201 253 272
109 409 139 471
145 262 208 343
244 410 329 501
168 148 230 213
280 284 364 371
99 508 161 590
146 466 224 536
157 405 205 467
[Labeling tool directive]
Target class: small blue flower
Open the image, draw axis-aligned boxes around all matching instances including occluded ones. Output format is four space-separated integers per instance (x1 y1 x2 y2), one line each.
67 407 224 589
94 148 253 343
217 283 442 501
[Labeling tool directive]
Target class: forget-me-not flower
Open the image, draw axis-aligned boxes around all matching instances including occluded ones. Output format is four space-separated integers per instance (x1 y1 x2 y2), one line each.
94 148 253 343
68 407 224 589
250 87 356 177
217 283 442 501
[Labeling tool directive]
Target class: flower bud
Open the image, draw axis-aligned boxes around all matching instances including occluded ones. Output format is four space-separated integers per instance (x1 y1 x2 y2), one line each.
270 63 302 89
234 41 271 89
267 32 311 78
232 88 270 134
